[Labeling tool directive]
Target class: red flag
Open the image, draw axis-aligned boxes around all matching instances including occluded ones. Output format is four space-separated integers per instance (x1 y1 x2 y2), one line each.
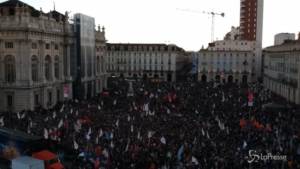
172 93 177 100
240 119 247 129
102 91 109 96
94 158 100 169
248 91 254 102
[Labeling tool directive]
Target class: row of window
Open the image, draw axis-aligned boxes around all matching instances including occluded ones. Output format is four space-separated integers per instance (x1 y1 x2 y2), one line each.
199 68 249 72
5 42 13 49
201 61 249 65
113 59 171 64
109 58 171 63
96 56 105 74
215 42 249 46
96 46 105 52
107 45 179 52
3 42 60 50
1 55 61 83
81 56 105 77
200 59 252 63
44 43 59 50
268 63 299 74
108 65 172 71
107 52 173 57
202 53 250 57
108 57 172 64
2 54 105 83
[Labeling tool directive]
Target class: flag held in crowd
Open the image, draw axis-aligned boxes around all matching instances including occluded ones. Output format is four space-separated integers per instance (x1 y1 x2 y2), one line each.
137 131 141 140
130 125 134 133
127 115 131 122
53 111 56 119
74 140 79 150
160 136 166 144
177 145 184 161
60 104 65 113
248 91 254 107
44 128 48 139
58 119 63 128
201 128 205 136
17 112 20 119
116 119 119 127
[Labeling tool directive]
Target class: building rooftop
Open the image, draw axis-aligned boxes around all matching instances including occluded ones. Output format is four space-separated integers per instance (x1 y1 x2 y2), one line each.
107 43 185 52
264 40 300 52
47 10 67 22
0 0 31 8
199 48 253 53
0 0 67 22
0 0 40 17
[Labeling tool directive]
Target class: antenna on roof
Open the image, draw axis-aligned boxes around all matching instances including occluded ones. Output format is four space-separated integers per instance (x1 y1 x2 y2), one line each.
53 0 56 11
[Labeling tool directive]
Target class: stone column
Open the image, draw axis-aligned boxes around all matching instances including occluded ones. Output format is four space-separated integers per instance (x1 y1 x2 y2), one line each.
0 40 3 82
51 42 55 81
59 42 65 81
297 60 300 104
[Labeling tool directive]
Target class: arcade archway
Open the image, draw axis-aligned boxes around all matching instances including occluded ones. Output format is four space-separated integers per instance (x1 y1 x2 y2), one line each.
228 75 233 83
201 74 207 82
242 75 248 84
215 75 221 83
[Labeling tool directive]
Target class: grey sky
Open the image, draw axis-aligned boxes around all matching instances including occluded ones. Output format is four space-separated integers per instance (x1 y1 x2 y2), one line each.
4 0 300 51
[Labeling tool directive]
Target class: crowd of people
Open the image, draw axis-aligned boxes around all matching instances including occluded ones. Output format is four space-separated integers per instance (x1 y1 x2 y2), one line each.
0 79 300 169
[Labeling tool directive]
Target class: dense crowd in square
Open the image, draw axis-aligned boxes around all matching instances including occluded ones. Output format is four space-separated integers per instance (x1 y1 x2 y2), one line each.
1 79 299 169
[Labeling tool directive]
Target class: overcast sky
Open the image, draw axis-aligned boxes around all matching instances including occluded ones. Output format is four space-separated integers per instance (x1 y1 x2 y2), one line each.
6 0 300 51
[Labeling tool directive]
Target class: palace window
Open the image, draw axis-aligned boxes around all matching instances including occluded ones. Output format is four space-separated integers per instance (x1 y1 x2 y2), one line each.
31 56 39 82
101 56 104 72
45 55 52 81
32 43 37 49
97 56 100 73
4 55 16 83
5 42 13 49
45 43 50 49
54 56 59 79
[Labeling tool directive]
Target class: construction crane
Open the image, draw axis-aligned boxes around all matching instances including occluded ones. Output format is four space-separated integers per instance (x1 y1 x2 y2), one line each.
177 8 225 42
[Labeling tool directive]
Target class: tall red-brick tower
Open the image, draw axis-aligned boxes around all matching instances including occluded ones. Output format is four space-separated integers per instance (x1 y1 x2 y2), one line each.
240 0 263 46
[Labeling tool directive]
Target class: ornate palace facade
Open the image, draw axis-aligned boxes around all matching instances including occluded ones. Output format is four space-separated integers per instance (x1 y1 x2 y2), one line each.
0 0 107 112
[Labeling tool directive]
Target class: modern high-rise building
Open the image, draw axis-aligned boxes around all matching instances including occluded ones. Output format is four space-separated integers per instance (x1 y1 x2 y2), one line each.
240 0 264 45
274 33 295 46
